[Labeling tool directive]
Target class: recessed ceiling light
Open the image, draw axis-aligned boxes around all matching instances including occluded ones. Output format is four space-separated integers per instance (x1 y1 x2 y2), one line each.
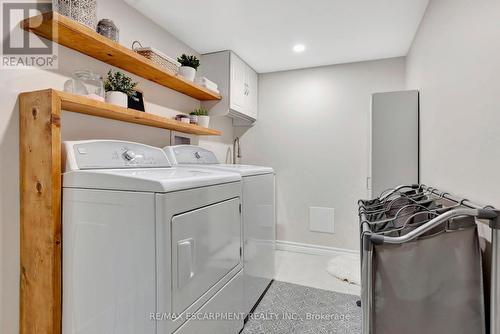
293 44 306 53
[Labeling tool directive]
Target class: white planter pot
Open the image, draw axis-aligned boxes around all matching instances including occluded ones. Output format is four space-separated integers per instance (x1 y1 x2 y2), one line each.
197 115 210 128
105 91 128 108
179 66 196 81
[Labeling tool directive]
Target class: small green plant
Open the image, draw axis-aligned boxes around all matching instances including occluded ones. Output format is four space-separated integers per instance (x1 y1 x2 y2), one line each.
104 70 138 97
177 54 200 70
190 107 208 116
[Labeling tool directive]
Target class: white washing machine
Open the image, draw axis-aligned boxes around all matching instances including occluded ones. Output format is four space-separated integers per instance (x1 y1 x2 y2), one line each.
164 145 276 316
62 140 245 334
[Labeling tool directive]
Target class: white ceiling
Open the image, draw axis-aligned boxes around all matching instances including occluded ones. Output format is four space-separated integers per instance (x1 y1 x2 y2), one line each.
125 0 429 73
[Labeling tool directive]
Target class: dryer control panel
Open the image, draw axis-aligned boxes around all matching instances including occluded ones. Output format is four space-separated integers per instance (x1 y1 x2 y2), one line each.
63 140 172 171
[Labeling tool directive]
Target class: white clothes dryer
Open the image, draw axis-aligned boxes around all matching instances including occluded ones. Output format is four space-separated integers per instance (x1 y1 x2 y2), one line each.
62 140 244 334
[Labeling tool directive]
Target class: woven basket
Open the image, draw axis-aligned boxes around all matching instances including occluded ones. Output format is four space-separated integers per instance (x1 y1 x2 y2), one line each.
132 41 180 74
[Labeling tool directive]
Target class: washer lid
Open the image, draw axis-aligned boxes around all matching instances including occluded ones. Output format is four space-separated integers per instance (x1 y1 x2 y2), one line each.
185 164 274 177
63 167 241 192
164 145 274 176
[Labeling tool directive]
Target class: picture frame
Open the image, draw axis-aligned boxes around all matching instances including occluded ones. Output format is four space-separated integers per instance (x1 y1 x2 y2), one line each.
128 89 145 112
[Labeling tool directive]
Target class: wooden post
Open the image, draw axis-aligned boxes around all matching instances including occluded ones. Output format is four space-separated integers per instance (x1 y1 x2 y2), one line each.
19 89 62 334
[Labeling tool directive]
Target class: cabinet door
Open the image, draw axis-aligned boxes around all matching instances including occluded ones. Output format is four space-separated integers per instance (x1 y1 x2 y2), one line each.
230 54 246 113
245 66 258 119
370 90 419 198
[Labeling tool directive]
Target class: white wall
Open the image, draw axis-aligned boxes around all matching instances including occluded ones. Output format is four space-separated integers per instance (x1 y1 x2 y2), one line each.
0 1 233 332
406 0 500 207
235 58 406 251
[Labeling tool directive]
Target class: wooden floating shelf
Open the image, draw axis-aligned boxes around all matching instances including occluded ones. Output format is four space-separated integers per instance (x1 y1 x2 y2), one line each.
23 89 222 136
21 12 222 101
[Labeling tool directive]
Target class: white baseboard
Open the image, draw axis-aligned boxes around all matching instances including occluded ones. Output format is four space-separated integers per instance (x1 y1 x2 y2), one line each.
275 240 358 257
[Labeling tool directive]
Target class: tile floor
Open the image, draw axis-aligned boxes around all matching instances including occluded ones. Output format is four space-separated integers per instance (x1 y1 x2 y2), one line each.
242 281 361 334
274 250 361 296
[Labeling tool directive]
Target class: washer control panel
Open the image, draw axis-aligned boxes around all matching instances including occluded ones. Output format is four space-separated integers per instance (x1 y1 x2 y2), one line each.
164 145 219 165
64 140 172 171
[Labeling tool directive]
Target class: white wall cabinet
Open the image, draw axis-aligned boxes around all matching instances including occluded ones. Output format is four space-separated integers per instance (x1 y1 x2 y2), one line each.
201 51 258 125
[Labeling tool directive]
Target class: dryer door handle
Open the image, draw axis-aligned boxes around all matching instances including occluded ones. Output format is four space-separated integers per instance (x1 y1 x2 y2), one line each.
177 238 195 288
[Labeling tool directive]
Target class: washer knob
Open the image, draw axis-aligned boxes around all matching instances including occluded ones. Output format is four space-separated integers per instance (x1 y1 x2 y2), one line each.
123 150 137 161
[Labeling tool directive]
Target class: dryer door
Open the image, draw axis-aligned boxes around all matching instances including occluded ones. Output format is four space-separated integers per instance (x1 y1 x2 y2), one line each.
171 197 241 315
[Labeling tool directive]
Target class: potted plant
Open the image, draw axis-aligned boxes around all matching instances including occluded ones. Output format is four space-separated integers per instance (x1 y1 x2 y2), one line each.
191 107 210 127
177 54 200 82
104 70 138 107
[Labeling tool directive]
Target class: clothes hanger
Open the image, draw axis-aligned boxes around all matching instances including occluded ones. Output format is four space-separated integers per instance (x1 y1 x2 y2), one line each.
381 210 440 237
360 191 414 212
371 192 472 237
362 203 434 232
361 187 428 212
361 186 418 210
360 203 434 240
362 193 427 215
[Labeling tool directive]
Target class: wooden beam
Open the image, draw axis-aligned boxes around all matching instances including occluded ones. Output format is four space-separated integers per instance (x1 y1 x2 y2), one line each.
19 89 62 334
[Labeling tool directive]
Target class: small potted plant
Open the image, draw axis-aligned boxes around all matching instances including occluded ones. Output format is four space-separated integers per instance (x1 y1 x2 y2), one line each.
104 70 138 107
177 54 200 82
191 107 210 127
